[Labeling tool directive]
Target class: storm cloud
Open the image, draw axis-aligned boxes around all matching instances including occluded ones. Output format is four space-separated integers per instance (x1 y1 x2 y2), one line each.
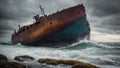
85 0 120 34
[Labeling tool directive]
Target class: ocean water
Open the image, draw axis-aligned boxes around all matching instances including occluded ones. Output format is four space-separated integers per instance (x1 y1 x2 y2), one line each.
0 40 120 68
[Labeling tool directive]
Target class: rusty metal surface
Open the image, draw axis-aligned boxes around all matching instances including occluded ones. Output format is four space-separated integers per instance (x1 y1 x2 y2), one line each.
11 4 88 45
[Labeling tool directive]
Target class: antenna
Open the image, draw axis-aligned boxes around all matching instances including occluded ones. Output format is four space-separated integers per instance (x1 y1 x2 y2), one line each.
18 24 20 29
39 5 45 16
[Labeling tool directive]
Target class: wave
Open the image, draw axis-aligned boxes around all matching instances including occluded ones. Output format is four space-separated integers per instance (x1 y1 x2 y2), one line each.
58 40 119 50
1 39 120 49
0 40 120 68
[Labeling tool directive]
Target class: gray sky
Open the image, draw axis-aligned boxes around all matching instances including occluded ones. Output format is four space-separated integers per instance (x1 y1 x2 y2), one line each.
0 0 120 42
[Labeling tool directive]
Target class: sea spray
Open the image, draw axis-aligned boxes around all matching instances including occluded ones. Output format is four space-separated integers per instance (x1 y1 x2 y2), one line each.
0 40 120 68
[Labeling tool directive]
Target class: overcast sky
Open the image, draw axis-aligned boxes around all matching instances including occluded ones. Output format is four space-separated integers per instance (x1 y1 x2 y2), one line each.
0 0 120 42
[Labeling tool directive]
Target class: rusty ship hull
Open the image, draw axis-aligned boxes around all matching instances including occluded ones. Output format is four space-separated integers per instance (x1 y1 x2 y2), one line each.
11 4 90 46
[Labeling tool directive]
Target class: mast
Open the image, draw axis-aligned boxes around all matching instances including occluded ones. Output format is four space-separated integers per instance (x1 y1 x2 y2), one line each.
39 5 45 16
18 24 20 29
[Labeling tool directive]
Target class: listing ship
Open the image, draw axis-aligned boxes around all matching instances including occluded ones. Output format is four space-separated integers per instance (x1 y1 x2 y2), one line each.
11 4 90 46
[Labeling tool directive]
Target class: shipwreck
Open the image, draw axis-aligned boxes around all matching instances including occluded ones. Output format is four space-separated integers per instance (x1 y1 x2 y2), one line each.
11 4 90 46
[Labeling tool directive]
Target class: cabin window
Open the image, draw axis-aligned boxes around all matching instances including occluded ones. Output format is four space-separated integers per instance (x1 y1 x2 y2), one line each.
50 22 52 25
26 27 29 30
22 29 25 31
30 25 33 27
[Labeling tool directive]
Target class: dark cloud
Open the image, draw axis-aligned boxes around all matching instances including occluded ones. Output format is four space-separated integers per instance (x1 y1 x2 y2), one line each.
0 0 37 33
85 0 120 34
0 0 36 19
85 0 120 17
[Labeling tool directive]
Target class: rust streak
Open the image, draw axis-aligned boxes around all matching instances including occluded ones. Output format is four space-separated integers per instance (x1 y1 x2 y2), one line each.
30 20 60 39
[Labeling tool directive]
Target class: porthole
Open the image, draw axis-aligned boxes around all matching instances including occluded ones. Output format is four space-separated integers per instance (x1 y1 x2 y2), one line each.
50 22 52 25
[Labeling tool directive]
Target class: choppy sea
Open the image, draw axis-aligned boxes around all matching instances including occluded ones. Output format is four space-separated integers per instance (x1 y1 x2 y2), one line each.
0 40 120 68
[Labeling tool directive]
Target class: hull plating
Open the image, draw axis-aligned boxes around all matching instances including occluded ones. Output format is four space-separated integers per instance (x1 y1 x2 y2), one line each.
22 16 90 46
42 17 89 42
